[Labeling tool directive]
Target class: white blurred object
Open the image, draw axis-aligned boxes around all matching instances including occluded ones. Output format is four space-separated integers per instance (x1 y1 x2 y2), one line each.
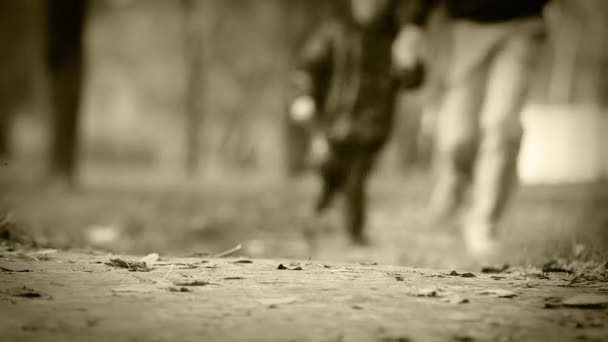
289 96 316 123
519 104 607 184
309 133 330 166
572 243 587 258
246 240 266 257
392 25 425 70
140 253 160 265
86 225 121 246
463 219 497 260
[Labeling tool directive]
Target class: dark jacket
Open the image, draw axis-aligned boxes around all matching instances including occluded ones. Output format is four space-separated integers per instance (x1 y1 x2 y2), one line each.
401 0 549 26
293 10 407 148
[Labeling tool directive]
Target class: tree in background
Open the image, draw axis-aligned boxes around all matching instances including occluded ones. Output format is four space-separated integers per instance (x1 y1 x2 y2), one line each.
46 0 87 183
0 1 38 160
180 0 209 177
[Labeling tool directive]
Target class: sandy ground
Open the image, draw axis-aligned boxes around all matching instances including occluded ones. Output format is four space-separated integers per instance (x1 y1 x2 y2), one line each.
1 170 608 341
1 246 607 342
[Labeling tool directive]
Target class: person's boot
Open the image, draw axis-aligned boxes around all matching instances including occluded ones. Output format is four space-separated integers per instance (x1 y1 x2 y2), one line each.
349 230 371 246
462 215 499 262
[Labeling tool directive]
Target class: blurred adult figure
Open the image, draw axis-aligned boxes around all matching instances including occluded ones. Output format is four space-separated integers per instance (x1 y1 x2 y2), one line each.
394 0 551 258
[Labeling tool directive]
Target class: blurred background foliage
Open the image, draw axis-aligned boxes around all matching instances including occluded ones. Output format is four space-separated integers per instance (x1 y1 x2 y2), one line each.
1 0 607 184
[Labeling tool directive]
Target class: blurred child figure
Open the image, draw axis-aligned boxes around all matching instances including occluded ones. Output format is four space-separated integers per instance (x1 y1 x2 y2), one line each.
289 0 423 245
394 0 550 258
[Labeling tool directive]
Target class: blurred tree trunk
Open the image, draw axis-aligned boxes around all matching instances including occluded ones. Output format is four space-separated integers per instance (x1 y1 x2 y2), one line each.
0 1 37 159
181 0 208 177
0 111 8 159
46 0 87 183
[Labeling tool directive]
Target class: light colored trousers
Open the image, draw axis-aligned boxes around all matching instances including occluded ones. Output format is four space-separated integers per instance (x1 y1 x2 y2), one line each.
430 17 545 233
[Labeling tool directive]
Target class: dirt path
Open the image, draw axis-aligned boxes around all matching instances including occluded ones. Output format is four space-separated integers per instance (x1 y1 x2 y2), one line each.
1 247 607 342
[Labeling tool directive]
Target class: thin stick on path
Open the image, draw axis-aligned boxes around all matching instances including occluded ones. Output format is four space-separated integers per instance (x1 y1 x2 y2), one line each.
213 244 242 258
162 264 175 280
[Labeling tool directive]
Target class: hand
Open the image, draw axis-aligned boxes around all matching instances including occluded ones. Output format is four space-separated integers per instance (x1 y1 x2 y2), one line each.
309 133 331 166
289 96 316 124
392 25 425 70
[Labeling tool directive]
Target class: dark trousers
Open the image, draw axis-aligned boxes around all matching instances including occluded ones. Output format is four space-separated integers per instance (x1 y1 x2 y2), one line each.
315 143 378 241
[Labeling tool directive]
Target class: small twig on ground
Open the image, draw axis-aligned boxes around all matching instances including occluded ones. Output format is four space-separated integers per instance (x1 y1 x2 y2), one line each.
214 244 242 258
22 253 39 262
175 258 194 267
162 264 175 280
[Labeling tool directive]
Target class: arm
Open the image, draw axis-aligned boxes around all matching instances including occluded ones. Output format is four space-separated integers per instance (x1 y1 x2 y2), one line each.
392 0 440 89
289 23 335 124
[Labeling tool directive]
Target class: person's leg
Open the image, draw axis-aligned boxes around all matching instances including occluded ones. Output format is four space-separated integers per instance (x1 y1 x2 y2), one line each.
315 146 347 214
428 66 486 224
465 29 542 256
316 168 342 214
343 149 375 244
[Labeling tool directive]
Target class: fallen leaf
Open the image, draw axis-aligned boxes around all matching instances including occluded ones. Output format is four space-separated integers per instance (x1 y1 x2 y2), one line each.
178 264 200 270
427 273 446 278
277 263 303 271
544 297 563 309
562 295 608 309
381 336 410 342
258 296 298 308
542 260 573 274
453 334 474 342
442 296 470 304
105 258 153 272
478 289 517 298
481 264 510 274
414 288 450 298
3 286 50 299
359 262 378 266
527 273 551 280
173 280 216 287
0 266 31 273
449 271 476 278
111 287 155 294
187 252 211 258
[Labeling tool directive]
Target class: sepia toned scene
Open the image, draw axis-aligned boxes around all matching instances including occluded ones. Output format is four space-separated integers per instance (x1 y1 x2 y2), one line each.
1 1 607 341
